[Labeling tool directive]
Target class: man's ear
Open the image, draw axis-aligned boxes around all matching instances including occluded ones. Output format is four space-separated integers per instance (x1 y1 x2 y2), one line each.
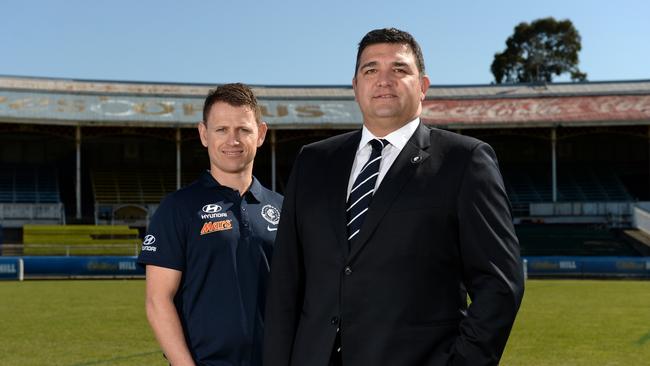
420 74 430 101
257 121 268 147
198 121 208 147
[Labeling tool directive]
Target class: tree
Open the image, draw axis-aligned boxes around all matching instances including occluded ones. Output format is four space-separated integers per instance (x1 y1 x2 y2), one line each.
491 17 587 84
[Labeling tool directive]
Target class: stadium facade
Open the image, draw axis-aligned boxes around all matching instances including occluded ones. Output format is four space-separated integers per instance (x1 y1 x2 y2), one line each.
1 75 650 258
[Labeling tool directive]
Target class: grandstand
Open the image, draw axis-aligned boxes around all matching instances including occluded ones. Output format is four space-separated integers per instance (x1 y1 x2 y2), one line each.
1 75 649 263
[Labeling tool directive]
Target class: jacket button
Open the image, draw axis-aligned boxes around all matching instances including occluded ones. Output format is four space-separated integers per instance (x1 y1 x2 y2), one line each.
344 266 352 275
330 316 339 325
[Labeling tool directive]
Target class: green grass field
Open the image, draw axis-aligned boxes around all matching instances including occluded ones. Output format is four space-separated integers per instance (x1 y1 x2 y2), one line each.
0 279 648 365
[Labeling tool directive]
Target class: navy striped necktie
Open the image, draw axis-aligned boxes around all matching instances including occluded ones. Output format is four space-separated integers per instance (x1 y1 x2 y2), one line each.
346 138 388 243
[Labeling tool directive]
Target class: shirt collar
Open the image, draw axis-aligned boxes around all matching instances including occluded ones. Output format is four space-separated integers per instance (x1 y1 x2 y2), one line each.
200 170 264 201
358 117 420 152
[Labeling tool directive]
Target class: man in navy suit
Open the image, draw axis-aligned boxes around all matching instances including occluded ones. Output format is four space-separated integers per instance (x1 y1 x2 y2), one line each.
264 28 524 366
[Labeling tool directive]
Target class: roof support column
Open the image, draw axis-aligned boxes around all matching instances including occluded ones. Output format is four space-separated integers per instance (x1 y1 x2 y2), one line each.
75 125 82 220
271 129 277 192
551 127 557 203
176 128 181 190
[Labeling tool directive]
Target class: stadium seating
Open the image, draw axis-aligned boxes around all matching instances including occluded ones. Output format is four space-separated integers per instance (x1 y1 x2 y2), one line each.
0 165 60 203
91 169 177 204
503 164 633 205
502 167 552 203
557 166 633 201
516 224 641 256
22 224 141 256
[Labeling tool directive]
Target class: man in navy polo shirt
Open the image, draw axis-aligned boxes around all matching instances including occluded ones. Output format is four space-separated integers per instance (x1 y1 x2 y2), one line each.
139 83 282 366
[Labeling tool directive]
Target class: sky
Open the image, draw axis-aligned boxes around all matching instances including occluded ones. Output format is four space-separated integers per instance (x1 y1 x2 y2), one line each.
2 0 648 86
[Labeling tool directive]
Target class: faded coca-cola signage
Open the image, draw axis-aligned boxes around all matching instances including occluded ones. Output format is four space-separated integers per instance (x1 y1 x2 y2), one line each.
422 96 650 126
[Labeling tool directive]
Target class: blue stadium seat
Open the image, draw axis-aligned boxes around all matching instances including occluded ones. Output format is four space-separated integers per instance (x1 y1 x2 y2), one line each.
0 165 61 203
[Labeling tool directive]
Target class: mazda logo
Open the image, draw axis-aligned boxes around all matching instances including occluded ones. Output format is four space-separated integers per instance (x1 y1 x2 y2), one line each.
202 204 222 213
143 235 156 245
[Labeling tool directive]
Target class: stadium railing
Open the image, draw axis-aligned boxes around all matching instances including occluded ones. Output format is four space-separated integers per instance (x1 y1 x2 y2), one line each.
1 244 140 256
0 203 65 228
633 205 650 235
22 224 141 256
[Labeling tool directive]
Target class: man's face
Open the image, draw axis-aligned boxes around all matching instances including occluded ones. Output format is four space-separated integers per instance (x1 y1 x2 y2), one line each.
353 43 430 136
198 102 267 178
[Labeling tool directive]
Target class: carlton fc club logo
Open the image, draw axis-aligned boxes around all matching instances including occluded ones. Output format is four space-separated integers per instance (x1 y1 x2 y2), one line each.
261 205 280 225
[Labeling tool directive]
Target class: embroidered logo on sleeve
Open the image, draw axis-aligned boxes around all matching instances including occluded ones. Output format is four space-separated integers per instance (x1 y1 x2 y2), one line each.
141 235 157 252
200 220 233 235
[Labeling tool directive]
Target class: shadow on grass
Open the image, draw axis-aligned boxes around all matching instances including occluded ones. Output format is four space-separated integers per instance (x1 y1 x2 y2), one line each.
637 331 650 346
69 350 162 366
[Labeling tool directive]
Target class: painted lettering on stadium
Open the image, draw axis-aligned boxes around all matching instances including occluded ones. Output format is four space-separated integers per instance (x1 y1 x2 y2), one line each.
421 95 650 125
559 261 577 270
118 261 137 271
0 264 17 273
530 261 559 270
87 262 118 271
616 261 644 270
0 92 352 122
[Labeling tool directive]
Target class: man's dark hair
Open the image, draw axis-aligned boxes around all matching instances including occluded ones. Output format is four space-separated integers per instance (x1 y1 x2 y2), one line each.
355 28 426 77
202 83 262 124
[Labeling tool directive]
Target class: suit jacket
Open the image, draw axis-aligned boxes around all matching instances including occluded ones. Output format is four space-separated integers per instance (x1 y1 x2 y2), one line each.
264 124 524 366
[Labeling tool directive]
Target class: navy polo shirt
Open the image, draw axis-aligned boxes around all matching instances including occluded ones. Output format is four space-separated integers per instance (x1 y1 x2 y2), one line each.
138 171 283 366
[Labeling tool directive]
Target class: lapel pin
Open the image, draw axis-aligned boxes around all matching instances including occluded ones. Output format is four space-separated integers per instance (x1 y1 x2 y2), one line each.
411 155 422 164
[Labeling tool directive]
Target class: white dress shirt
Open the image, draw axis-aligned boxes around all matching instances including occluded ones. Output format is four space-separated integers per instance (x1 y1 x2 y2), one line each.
346 118 420 199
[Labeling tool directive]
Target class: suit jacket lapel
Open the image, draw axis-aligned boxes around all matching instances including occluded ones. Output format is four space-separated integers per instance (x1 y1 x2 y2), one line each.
328 130 361 258
348 123 432 261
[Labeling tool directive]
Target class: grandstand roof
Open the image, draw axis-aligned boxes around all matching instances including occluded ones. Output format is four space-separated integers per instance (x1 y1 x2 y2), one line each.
1 75 649 129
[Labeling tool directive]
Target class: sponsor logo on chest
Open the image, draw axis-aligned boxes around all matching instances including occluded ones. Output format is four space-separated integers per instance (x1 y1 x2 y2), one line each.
200 220 233 235
200 203 228 219
198 201 234 235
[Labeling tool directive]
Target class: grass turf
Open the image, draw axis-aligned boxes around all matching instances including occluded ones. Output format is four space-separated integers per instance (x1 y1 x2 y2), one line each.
0 280 164 366
0 279 648 365
502 279 650 366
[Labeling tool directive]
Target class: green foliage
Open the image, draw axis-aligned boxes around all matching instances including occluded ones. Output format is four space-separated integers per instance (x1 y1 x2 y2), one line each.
0 280 649 365
491 17 587 84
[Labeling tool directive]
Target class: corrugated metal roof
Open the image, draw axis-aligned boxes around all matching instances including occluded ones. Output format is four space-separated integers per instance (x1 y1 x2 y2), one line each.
0 75 354 98
426 81 650 99
2 75 649 99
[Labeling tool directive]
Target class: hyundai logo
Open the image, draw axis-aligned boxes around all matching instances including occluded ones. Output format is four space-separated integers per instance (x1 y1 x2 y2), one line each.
202 204 222 213
143 235 156 245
